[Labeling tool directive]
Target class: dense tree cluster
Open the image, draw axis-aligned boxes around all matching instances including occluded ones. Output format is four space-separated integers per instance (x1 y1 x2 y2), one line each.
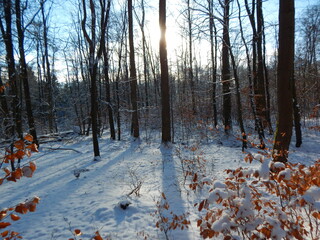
0 0 319 160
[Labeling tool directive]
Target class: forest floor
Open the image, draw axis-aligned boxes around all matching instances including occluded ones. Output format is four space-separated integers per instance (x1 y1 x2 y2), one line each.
0 126 319 239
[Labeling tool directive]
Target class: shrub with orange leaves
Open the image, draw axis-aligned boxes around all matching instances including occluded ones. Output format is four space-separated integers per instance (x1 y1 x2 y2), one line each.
0 135 40 239
196 153 320 239
68 229 110 240
176 144 209 192
151 193 190 240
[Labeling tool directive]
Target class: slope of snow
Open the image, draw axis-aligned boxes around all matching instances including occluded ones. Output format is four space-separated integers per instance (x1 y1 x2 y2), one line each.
1 129 319 239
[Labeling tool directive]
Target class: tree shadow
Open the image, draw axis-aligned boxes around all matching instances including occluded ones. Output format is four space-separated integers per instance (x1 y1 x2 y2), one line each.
160 144 191 240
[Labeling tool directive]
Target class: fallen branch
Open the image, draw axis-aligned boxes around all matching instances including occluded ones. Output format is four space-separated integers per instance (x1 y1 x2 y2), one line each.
41 147 82 153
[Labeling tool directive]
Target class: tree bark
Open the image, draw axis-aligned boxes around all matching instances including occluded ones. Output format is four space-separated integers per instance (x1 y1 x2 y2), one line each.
115 15 126 141
101 0 115 140
229 45 247 150
256 0 269 130
40 0 56 133
0 67 10 139
244 0 266 137
292 76 302 147
159 0 171 143
0 0 23 140
187 0 196 115
273 0 295 162
208 0 218 127
128 0 140 138
221 0 232 134
134 0 150 113
81 0 101 158
15 0 39 146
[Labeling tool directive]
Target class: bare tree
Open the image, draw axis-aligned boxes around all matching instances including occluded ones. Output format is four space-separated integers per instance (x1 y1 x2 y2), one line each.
101 0 115 140
228 40 247 150
128 0 139 138
256 0 272 133
134 0 150 113
15 0 39 145
208 0 218 127
237 0 265 148
221 0 232 134
159 0 171 143
40 0 57 133
292 75 302 147
0 0 23 140
0 66 10 138
186 0 196 115
81 0 110 159
296 4 319 133
273 0 294 162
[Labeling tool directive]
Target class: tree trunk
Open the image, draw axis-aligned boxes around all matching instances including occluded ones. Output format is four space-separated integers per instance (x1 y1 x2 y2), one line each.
229 45 247 150
15 0 39 146
40 1 56 133
208 0 218 127
90 62 100 158
262 21 274 135
103 52 116 140
242 0 265 148
101 0 115 140
256 0 269 130
0 67 10 139
292 75 302 147
273 0 295 162
0 0 23 140
187 0 196 115
81 0 102 158
135 0 150 113
128 0 139 138
159 0 171 143
221 0 232 134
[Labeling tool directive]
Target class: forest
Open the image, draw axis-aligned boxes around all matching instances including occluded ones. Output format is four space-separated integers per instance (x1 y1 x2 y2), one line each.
0 0 320 239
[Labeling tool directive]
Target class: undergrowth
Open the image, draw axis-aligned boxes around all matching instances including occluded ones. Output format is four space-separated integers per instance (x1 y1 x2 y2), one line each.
0 135 39 239
197 153 320 239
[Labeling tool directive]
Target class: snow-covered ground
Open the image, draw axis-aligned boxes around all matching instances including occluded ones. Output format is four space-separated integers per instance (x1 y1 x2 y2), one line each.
1 128 319 239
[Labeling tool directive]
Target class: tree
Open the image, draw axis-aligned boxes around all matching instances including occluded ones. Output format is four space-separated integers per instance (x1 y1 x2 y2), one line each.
208 0 218 127
0 66 10 138
159 0 171 143
299 5 319 76
238 0 265 148
228 37 247 150
292 75 302 147
295 4 319 141
186 0 196 115
0 0 23 140
113 8 128 141
273 0 294 162
40 0 57 133
221 0 232 134
134 0 150 114
101 0 115 140
128 0 140 138
256 0 272 134
81 0 110 159
15 0 39 146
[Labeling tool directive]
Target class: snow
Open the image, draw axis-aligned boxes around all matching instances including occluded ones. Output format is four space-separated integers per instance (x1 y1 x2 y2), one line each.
211 214 229 232
272 161 285 169
278 168 291 181
1 129 319 239
259 157 270 180
207 188 228 204
212 181 226 189
303 186 320 205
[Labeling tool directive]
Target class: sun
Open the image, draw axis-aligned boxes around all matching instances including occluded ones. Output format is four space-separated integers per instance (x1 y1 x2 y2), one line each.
146 16 182 59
